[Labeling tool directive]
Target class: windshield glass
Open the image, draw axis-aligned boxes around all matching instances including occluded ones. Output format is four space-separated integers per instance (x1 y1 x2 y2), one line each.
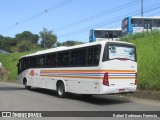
108 45 135 61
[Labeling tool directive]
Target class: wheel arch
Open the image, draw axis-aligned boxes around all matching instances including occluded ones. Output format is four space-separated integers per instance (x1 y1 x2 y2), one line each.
23 77 28 85
56 79 67 92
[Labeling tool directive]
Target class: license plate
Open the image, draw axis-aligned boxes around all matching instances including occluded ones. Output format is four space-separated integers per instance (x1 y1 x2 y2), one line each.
119 89 125 93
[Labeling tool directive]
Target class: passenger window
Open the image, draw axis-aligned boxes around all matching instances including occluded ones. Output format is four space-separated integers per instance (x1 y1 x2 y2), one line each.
30 57 37 68
57 52 70 66
87 46 100 65
46 54 57 67
37 55 46 67
87 48 93 65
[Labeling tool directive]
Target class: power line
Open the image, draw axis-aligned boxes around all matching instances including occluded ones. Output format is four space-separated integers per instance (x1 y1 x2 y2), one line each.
57 3 160 39
1 0 74 33
54 0 141 31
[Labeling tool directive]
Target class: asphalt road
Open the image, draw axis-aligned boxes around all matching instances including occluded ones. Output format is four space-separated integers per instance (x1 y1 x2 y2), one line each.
0 82 160 120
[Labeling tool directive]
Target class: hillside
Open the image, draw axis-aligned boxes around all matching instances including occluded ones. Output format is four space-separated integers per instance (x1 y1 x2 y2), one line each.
0 52 29 80
0 31 160 90
120 31 160 90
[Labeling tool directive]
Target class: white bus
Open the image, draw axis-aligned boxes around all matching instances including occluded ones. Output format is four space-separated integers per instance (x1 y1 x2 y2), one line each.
17 41 137 97
122 16 160 35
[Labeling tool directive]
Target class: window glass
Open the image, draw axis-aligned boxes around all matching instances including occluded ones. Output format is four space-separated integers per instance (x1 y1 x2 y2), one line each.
93 47 100 65
46 54 57 67
87 46 100 65
71 49 86 66
153 19 160 27
132 19 143 27
108 45 135 61
30 57 37 68
57 52 70 66
37 55 46 67
87 48 93 65
94 30 121 39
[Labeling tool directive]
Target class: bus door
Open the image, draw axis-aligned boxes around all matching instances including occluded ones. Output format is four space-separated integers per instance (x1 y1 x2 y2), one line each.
144 20 152 31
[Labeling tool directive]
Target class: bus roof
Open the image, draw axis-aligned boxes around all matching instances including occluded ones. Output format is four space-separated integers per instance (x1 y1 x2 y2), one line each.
21 41 134 58
125 16 160 19
92 28 122 31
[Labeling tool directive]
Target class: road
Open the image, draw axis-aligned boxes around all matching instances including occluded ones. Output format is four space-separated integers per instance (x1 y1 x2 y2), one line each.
0 82 160 119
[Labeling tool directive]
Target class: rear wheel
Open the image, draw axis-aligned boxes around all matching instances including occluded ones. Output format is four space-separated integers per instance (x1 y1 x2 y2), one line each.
57 82 66 98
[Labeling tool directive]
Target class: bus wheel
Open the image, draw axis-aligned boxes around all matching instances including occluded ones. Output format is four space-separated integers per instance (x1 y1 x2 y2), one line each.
24 81 31 90
57 82 66 98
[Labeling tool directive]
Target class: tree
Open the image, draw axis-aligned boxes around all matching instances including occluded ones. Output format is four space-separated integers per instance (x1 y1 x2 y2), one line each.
15 31 39 44
57 40 84 47
0 36 14 51
17 41 32 52
39 28 57 48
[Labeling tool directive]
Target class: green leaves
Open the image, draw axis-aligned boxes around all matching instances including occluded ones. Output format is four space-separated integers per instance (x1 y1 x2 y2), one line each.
39 28 57 48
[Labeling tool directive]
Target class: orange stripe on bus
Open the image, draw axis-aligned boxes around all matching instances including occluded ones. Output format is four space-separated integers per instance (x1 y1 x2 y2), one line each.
40 69 136 73
40 75 135 80
40 75 103 79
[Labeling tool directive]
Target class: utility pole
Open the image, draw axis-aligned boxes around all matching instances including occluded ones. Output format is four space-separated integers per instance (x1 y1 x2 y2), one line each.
43 27 46 48
141 0 143 17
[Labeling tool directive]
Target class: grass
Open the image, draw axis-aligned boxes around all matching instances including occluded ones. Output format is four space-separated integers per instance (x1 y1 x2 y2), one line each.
120 30 160 90
0 52 25 81
0 50 38 81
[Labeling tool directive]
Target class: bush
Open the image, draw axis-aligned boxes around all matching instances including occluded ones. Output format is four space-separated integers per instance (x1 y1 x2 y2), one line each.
121 31 160 90
17 41 32 52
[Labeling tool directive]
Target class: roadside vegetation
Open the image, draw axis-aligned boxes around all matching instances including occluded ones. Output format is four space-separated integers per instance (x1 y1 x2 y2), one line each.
120 30 160 90
0 52 30 80
0 30 160 91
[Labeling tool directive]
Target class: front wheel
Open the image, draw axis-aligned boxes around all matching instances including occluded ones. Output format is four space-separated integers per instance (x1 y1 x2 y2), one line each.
24 81 31 90
57 82 66 98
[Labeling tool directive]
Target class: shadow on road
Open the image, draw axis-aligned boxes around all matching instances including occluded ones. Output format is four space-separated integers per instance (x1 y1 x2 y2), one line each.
0 86 25 91
29 87 132 105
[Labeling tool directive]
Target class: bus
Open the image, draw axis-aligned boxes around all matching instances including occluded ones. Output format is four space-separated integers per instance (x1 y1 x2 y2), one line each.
89 29 122 42
122 16 160 35
17 41 137 97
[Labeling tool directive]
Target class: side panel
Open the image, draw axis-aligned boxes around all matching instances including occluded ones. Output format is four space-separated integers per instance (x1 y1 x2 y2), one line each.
18 68 101 94
39 68 100 94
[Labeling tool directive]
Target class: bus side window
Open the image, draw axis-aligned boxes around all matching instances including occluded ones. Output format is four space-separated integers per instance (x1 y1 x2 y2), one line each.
37 55 46 67
93 46 100 65
30 57 37 68
87 46 100 66
57 52 70 67
18 57 29 74
46 54 57 67
63 52 70 66
71 51 78 66
131 19 133 25
78 49 86 65
87 47 93 65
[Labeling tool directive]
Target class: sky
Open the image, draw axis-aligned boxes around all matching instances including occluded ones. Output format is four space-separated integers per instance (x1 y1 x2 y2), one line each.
0 0 160 43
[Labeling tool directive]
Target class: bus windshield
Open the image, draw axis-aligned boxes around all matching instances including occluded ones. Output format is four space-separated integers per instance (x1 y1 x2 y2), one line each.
103 43 136 62
108 45 135 61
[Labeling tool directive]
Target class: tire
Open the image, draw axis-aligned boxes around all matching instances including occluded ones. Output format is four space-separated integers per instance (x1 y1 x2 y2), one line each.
57 82 66 98
24 81 31 90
